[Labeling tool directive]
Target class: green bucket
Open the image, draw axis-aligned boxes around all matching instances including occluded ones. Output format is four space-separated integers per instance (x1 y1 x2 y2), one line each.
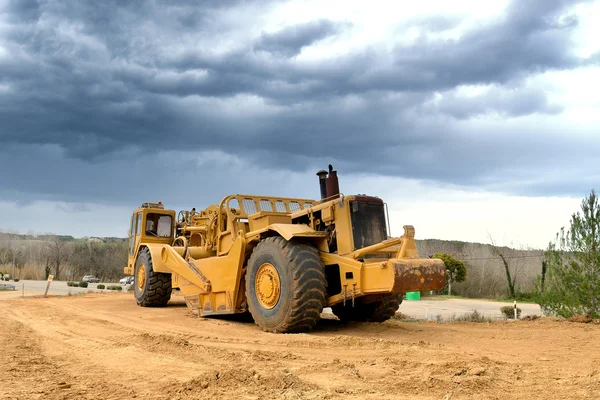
406 291 421 301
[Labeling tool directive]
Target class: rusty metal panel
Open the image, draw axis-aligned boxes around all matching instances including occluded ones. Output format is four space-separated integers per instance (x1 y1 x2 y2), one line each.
391 258 446 293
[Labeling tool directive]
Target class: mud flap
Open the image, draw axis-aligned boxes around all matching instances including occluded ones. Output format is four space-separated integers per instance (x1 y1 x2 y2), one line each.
390 258 446 293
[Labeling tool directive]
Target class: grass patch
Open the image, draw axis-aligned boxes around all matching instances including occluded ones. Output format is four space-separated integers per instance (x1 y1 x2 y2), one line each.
420 295 469 301
491 297 538 304
448 310 495 323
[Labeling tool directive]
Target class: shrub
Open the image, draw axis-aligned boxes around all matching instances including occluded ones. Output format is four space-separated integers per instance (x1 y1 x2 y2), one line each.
14 278 19 282
72 282 79 287
454 310 494 323
433 252 467 296
536 190 600 318
108 285 123 291
97 284 105 289
67 281 73 287
78 281 88 288
500 306 521 319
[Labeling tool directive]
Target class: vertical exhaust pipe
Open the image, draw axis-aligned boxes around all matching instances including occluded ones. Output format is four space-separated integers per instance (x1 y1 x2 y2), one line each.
326 164 340 199
316 169 328 200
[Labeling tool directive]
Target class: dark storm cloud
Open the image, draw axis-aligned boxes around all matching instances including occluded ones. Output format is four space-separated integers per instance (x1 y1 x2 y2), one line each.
421 86 563 119
0 0 597 205
255 19 347 57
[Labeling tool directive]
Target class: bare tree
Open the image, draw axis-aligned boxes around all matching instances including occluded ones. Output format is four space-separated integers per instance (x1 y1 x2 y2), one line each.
48 236 71 280
488 235 522 299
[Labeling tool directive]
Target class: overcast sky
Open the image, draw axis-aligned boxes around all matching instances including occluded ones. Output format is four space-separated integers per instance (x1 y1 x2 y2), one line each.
1 0 599 249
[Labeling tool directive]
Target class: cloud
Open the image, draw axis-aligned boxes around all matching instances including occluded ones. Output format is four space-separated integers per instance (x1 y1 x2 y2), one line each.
0 0 597 213
255 19 347 57
421 84 563 119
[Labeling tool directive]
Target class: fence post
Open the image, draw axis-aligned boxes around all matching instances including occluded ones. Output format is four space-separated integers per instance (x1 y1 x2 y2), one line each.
44 275 54 298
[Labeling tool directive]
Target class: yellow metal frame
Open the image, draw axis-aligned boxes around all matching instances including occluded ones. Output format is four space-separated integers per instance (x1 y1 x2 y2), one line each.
125 192 445 316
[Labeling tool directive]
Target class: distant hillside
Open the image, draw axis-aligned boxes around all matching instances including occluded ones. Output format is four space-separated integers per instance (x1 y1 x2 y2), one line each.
0 231 125 244
0 230 544 297
416 239 544 297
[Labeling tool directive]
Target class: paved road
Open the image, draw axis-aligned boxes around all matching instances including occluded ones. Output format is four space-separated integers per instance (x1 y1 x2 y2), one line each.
397 297 542 320
0 279 127 297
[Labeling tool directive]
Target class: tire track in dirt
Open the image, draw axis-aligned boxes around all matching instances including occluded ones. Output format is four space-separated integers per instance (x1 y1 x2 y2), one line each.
2 293 600 399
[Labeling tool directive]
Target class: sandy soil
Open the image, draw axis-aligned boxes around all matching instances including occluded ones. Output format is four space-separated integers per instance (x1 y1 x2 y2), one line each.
1 292 599 400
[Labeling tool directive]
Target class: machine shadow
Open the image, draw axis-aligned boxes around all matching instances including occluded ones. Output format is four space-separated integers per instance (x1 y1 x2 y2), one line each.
198 311 352 333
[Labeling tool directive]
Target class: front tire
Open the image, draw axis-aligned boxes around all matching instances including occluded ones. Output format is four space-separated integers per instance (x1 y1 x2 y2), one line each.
332 294 403 323
246 237 327 333
134 248 172 307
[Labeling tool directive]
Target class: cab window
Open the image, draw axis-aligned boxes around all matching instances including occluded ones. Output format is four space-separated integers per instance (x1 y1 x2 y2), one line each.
145 213 173 238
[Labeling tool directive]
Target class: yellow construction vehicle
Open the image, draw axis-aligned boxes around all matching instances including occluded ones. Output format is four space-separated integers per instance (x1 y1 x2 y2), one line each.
125 166 445 333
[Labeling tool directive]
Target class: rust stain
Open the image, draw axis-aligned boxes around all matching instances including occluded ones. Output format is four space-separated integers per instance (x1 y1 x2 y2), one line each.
391 258 446 293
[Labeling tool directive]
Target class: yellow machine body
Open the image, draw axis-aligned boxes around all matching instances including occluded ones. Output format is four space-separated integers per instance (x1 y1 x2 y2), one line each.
126 192 446 319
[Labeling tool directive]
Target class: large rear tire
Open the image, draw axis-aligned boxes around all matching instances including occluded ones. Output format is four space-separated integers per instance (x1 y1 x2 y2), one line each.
134 248 172 307
332 294 402 323
369 294 403 322
246 237 327 333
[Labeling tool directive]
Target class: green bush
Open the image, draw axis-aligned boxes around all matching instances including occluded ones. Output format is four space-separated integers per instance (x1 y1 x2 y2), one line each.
536 190 600 318
454 310 494 323
78 282 88 288
72 282 79 287
67 281 73 287
14 278 19 282
97 284 105 289
500 306 521 319
107 285 123 291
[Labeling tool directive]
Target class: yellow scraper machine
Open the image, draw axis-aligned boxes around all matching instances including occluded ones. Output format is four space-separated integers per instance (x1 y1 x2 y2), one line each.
125 166 446 332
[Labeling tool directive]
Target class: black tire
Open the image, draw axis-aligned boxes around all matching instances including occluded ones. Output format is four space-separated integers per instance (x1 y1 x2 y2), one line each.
245 237 327 333
332 294 402 323
134 248 172 307
369 294 403 322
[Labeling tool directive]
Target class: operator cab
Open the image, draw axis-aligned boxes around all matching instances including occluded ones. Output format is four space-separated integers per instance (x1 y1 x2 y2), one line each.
125 201 176 275
349 196 388 249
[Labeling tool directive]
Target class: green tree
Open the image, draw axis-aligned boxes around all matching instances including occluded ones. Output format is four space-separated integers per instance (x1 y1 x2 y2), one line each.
433 252 467 296
536 190 600 318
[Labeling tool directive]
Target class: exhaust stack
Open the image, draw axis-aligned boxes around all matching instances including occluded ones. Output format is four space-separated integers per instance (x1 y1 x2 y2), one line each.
316 169 328 200
326 164 340 199
316 164 340 200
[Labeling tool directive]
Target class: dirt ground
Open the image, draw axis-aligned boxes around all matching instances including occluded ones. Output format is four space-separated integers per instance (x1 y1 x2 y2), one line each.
1 292 599 400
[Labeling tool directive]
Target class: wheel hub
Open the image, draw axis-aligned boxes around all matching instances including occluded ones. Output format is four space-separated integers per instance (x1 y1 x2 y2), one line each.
137 263 146 290
255 263 280 309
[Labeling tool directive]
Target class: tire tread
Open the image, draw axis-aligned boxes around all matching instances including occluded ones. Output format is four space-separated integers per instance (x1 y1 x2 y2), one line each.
136 248 172 307
246 236 327 333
